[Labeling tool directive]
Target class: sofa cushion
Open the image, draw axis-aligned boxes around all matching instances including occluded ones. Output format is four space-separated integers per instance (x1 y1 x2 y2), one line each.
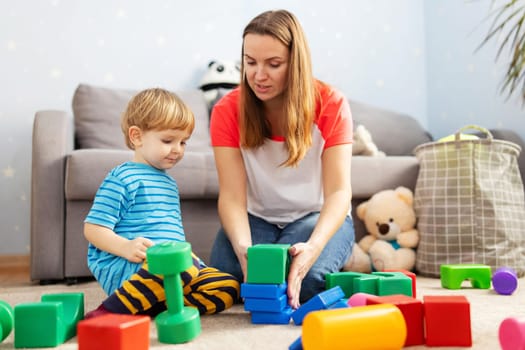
351 156 420 198
65 149 218 200
349 99 432 156
72 83 211 152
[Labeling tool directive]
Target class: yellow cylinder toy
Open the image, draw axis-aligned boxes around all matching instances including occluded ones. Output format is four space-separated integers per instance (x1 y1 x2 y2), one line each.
302 304 406 350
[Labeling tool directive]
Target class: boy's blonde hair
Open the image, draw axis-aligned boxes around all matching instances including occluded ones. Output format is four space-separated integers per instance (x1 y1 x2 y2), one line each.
121 88 195 149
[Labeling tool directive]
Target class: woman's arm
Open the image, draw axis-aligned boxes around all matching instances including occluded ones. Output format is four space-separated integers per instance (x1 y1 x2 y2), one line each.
287 143 353 308
213 146 252 280
84 223 153 263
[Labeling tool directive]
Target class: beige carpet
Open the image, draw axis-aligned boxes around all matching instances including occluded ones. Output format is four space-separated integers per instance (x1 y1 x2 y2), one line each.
0 276 523 349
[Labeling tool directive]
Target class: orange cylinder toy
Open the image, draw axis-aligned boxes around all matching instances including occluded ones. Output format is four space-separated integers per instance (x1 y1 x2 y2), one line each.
302 304 406 350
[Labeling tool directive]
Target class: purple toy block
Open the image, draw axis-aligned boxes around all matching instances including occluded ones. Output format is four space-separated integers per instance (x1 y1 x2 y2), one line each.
291 286 345 325
492 267 518 295
251 306 293 324
241 283 287 299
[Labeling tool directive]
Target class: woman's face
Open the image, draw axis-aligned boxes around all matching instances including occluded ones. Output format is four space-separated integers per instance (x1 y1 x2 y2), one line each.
243 33 289 104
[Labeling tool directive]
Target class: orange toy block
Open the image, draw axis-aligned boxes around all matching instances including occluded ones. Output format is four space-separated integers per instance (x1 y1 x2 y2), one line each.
366 294 424 346
423 295 472 347
302 304 406 350
383 269 417 298
77 314 150 350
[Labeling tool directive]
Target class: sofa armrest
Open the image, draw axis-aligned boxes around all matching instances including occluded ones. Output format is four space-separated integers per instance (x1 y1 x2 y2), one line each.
31 110 74 281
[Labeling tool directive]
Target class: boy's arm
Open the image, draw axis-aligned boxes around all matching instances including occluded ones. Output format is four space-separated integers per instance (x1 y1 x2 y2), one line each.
84 222 153 263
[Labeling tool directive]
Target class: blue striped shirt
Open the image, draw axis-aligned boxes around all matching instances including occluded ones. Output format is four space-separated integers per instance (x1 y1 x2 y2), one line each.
85 162 185 295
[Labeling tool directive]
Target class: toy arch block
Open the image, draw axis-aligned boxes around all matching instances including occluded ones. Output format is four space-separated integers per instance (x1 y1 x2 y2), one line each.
247 244 290 284
440 264 492 289
423 295 472 347
41 292 84 341
0 300 14 342
77 314 150 350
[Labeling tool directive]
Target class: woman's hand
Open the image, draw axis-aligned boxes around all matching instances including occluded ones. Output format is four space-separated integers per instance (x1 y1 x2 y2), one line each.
123 237 154 263
287 242 322 309
234 243 250 282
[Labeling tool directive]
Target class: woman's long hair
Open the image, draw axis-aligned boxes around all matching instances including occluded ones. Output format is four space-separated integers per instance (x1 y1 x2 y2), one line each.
239 9 317 167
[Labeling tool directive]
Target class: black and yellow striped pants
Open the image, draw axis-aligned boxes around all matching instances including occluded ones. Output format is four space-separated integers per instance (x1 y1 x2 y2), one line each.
102 253 240 316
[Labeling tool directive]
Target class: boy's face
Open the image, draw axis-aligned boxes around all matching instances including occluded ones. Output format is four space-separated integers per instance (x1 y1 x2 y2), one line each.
131 127 191 170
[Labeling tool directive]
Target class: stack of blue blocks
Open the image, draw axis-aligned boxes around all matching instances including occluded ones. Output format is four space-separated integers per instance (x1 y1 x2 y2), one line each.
241 283 293 324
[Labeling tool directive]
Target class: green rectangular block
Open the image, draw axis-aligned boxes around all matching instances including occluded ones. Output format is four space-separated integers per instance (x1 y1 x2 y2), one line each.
247 244 290 284
15 301 66 348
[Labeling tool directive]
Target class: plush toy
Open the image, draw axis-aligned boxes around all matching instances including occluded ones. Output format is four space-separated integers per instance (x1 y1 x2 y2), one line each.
352 124 385 157
343 186 419 273
199 60 241 111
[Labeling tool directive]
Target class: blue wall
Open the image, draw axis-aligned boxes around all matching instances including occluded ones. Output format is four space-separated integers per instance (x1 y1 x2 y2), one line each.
0 0 523 254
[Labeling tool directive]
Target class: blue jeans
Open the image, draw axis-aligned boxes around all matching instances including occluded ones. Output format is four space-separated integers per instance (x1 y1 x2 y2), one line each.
210 212 355 303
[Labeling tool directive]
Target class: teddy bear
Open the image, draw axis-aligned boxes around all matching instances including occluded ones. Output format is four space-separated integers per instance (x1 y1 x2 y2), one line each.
352 124 385 157
199 60 241 112
343 186 419 273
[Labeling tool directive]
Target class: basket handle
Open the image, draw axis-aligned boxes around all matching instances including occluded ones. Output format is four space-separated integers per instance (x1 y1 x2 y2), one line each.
455 125 493 141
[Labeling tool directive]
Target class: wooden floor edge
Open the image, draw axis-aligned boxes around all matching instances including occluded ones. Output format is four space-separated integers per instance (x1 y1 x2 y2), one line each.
0 254 30 269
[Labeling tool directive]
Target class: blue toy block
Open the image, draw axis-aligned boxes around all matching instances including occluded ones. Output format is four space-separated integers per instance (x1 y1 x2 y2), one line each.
327 299 349 309
241 283 287 299
289 335 303 350
291 286 345 325
251 306 293 325
244 293 288 312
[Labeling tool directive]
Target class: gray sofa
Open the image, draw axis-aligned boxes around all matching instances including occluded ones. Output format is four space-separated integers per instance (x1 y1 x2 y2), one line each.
30 83 432 284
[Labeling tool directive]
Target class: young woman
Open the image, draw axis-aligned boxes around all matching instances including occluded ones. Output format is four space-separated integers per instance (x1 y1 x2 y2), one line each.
209 9 355 309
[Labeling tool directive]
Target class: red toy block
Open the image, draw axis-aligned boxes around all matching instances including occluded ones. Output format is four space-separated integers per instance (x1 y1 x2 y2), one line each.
423 295 472 347
366 294 424 346
384 269 417 298
77 314 150 350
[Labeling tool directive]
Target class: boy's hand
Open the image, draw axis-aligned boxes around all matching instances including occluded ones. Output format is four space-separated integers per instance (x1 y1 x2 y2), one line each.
124 237 154 263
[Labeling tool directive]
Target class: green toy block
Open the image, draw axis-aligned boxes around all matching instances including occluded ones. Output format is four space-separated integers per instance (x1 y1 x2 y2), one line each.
14 301 66 348
247 244 291 284
440 264 492 289
41 292 84 340
353 274 380 295
325 271 369 298
0 300 14 342
373 272 413 297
